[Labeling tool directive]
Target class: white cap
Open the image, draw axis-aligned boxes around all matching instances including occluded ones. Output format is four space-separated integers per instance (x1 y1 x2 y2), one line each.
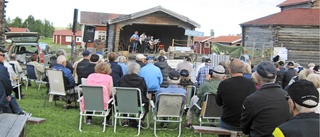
136 54 146 59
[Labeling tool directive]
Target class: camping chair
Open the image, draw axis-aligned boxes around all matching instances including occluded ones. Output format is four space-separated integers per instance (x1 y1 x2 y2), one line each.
78 85 113 132
10 63 22 100
150 93 186 137
44 70 77 109
194 93 222 136
181 85 196 109
25 64 47 90
113 87 148 136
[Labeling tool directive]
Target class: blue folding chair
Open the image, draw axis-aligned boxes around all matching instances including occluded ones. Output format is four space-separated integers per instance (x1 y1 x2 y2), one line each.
26 64 46 90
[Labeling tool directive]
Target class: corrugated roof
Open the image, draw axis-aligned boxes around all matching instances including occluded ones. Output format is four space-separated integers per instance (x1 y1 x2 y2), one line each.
277 0 310 7
9 27 29 32
108 6 201 28
240 8 320 26
213 36 242 43
80 11 123 25
53 30 82 36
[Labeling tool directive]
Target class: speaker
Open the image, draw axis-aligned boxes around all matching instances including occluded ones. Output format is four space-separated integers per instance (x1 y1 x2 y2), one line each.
72 9 78 33
83 25 96 43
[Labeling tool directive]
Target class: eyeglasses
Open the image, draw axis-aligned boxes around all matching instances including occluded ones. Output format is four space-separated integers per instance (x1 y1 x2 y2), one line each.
285 95 291 100
0 54 5 57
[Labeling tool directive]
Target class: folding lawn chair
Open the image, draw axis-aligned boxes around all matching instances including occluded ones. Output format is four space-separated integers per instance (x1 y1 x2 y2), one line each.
150 93 186 137
26 64 47 90
183 85 196 109
78 85 113 132
113 87 149 136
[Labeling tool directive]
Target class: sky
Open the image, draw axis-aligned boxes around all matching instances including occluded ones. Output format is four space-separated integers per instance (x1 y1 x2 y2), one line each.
6 0 284 36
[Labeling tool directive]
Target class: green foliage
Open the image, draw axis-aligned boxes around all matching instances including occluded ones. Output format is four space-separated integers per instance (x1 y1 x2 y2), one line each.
6 15 55 37
66 22 81 31
19 85 216 137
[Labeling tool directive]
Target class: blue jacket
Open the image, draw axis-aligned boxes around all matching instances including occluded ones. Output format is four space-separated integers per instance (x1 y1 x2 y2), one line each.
156 85 187 102
139 63 163 91
109 61 123 86
51 64 75 89
0 62 12 111
118 62 128 76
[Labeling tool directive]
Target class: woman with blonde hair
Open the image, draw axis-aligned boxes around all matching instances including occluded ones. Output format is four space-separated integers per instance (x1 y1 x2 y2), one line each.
116 55 128 75
306 73 320 114
243 62 252 79
80 62 113 125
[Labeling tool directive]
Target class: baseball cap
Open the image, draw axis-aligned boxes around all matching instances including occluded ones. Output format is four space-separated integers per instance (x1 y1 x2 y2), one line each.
146 56 154 61
288 80 319 108
287 61 294 66
136 54 146 59
0 47 7 53
205 58 211 63
256 61 277 79
158 56 165 62
169 70 180 83
82 50 90 56
180 69 189 77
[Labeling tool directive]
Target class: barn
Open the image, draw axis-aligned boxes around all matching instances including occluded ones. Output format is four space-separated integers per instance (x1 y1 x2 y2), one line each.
53 30 82 45
240 0 320 67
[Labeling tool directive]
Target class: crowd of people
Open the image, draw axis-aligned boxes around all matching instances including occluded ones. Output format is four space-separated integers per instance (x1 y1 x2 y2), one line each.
0 46 319 136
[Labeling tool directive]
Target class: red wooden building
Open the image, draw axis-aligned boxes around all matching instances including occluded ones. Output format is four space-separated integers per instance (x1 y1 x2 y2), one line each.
53 30 82 45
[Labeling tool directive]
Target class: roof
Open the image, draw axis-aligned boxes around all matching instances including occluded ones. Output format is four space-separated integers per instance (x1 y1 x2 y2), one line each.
108 6 200 28
53 30 82 36
212 36 242 43
277 0 310 7
194 36 215 42
9 27 29 32
80 11 123 25
240 8 320 27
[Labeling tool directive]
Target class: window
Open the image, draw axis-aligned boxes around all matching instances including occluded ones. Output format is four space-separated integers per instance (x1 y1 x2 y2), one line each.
76 37 82 42
66 36 72 42
97 31 106 41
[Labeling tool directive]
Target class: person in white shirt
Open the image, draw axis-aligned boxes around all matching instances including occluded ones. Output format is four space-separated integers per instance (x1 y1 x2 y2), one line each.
139 32 147 53
195 56 209 82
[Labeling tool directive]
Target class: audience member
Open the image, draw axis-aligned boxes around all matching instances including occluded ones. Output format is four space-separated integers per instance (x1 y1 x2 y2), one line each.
4 53 23 99
177 56 192 73
216 58 256 133
274 62 283 87
9 54 24 79
119 62 149 127
273 80 319 137
108 52 123 86
284 69 314 90
243 62 252 79
308 63 315 70
82 62 113 125
136 54 146 68
185 65 226 128
0 47 13 113
196 58 213 86
241 61 291 137
117 56 128 75
282 61 297 88
51 55 75 91
251 72 260 90
75 50 91 85
49 49 73 73
306 74 320 114
178 69 195 87
139 56 163 93
313 65 320 74
82 54 101 78
27 54 46 80
154 56 172 88
195 56 209 81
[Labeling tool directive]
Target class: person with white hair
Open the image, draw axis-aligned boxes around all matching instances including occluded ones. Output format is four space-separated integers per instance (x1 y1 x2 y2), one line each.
135 54 146 68
273 80 319 137
117 55 128 75
51 55 75 91
49 49 73 73
185 65 226 128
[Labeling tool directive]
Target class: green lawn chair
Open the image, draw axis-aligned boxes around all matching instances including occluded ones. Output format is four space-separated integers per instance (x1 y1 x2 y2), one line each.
78 85 112 132
113 87 148 136
150 93 186 137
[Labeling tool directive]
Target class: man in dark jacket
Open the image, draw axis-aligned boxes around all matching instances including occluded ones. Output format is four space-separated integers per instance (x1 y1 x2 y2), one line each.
273 80 319 137
241 61 291 137
108 52 123 86
75 50 91 85
282 61 297 88
49 49 73 73
154 56 172 88
83 54 100 78
119 62 149 127
0 48 13 113
135 54 146 68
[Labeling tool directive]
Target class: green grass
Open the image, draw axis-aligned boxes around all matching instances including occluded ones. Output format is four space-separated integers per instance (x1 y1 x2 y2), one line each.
19 84 216 137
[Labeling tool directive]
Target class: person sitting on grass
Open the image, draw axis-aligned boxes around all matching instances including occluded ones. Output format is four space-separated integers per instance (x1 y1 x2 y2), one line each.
81 62 113 125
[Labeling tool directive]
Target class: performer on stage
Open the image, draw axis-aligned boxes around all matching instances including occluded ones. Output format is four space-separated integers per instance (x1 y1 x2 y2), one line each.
139 32 147 53
130 31 139 53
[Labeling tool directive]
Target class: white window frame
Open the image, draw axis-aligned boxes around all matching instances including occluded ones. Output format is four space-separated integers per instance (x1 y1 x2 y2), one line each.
65 36 72 42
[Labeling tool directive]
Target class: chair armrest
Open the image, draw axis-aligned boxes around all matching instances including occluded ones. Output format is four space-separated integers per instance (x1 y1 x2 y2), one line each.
107 98 114 104
141 103 145 107
150 100 155 109
194 103 201 110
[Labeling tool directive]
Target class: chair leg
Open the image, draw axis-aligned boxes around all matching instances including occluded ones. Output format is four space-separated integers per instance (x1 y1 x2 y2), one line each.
114 117 117 133
38 83 41 91
137 119 141 136
154 120 158 137
79 114 83 132
18 85 21 101
25 80 28 90
146 113 150 129
44 93 48 108
102 116 106 132
178 120 182 137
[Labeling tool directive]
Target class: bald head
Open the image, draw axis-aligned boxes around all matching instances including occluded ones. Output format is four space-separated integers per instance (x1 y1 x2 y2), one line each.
229 58 244 74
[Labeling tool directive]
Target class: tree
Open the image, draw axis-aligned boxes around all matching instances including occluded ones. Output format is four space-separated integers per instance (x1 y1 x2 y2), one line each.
8 17 23 27
67 22 81 31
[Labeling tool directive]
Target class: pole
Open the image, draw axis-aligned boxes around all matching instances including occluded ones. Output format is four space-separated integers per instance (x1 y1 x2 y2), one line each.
251 39 255 63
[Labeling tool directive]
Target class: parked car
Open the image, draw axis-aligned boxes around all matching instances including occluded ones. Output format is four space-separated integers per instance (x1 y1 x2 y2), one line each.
5 32 54 66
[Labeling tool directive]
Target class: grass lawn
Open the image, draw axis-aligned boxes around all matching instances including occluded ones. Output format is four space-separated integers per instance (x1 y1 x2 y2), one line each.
19 84 217 137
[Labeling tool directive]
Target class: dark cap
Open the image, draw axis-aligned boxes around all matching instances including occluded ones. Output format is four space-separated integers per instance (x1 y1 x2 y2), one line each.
256 61 277 79
158 56 165 62
287 61 294 66
184 56 191 61
180 69 189 77
288 80 319 108
169 70 180 80
205 58 211 63
82 50 90 56
0 47 7 53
